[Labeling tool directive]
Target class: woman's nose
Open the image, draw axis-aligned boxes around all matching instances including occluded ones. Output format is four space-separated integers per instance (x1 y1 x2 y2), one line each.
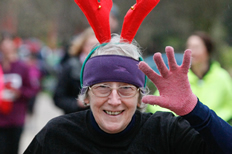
107 89 121 106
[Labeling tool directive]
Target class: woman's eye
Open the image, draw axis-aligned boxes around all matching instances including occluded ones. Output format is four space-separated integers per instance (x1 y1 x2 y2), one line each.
121 86 131 90
98 85 109 89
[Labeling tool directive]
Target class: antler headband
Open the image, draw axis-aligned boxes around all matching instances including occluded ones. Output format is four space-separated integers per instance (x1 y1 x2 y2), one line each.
74 0 160 44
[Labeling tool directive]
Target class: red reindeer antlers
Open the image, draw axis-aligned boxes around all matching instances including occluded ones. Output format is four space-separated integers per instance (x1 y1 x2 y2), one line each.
74 0 160 44
121 0 160 43
74 0 112 44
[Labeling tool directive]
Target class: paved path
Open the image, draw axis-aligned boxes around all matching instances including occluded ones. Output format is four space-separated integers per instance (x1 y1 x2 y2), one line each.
19 92 63 153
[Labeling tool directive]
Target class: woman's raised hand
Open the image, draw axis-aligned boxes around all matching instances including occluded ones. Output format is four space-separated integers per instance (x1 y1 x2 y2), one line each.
139 46 197 115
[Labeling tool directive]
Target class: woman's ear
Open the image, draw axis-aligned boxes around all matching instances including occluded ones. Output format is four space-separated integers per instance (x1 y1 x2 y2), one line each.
137 95 142 108
84 97 90 106
137 102 141 108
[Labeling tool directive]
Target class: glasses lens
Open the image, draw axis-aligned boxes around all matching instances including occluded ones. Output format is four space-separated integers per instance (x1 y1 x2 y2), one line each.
92 85 110 97
118 86 137 97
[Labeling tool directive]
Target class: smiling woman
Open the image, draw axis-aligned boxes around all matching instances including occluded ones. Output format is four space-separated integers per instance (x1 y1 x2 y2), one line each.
86 81 140 134
24 34 232 154
78 34 148 112
23 0 232 153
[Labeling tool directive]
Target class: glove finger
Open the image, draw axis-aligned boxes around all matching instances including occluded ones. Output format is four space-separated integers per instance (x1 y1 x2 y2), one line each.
166 46 178 71
153 53 169 78
142 95 167 106
181 49 191 74
139 61 160 83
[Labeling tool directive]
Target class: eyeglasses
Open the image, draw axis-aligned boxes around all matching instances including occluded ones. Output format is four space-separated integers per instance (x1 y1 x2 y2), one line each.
89 84 139 98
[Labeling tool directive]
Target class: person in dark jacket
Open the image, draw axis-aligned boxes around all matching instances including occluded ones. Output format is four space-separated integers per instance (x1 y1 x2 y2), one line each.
53 27 98 114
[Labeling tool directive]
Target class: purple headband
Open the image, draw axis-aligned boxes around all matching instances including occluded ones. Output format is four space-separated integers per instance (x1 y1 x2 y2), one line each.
81 55 145 94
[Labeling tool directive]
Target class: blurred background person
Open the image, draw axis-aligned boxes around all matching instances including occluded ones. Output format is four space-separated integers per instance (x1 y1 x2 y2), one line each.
0 37 35 154
53 27 98 114
186 31 232 124
146 31 232 125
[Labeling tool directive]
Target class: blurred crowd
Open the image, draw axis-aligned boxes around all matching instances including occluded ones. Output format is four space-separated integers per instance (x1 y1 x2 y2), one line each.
0 32 65 154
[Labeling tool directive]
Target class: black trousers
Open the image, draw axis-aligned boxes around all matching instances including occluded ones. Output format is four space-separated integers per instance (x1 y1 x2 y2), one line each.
0 126 23 154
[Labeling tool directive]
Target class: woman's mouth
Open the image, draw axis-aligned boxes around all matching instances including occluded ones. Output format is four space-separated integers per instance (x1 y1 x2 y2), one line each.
104 110 124 116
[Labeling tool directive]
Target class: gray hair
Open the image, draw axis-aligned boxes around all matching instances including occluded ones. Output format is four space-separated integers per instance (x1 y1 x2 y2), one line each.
78 34 149 112
91 34 142 60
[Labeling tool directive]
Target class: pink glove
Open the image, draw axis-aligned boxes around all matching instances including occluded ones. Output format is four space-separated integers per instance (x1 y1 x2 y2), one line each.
139 46 197 116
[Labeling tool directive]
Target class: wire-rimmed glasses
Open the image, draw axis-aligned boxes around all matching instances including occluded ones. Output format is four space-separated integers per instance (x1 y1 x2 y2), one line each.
89 84 139 98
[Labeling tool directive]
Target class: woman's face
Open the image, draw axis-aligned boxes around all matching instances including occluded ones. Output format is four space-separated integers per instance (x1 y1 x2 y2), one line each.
85 82 140 134
186 35 209 66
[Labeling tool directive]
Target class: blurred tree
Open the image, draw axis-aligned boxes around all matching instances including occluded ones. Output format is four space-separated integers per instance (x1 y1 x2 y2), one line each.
223 1 232 46
0 0 18 35
0 0 231 64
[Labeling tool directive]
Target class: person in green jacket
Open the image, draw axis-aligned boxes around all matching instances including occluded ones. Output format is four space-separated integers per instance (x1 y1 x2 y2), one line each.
146 31 232 124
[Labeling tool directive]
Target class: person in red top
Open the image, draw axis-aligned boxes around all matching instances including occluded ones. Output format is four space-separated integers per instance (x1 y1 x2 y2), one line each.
0 38 34 154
